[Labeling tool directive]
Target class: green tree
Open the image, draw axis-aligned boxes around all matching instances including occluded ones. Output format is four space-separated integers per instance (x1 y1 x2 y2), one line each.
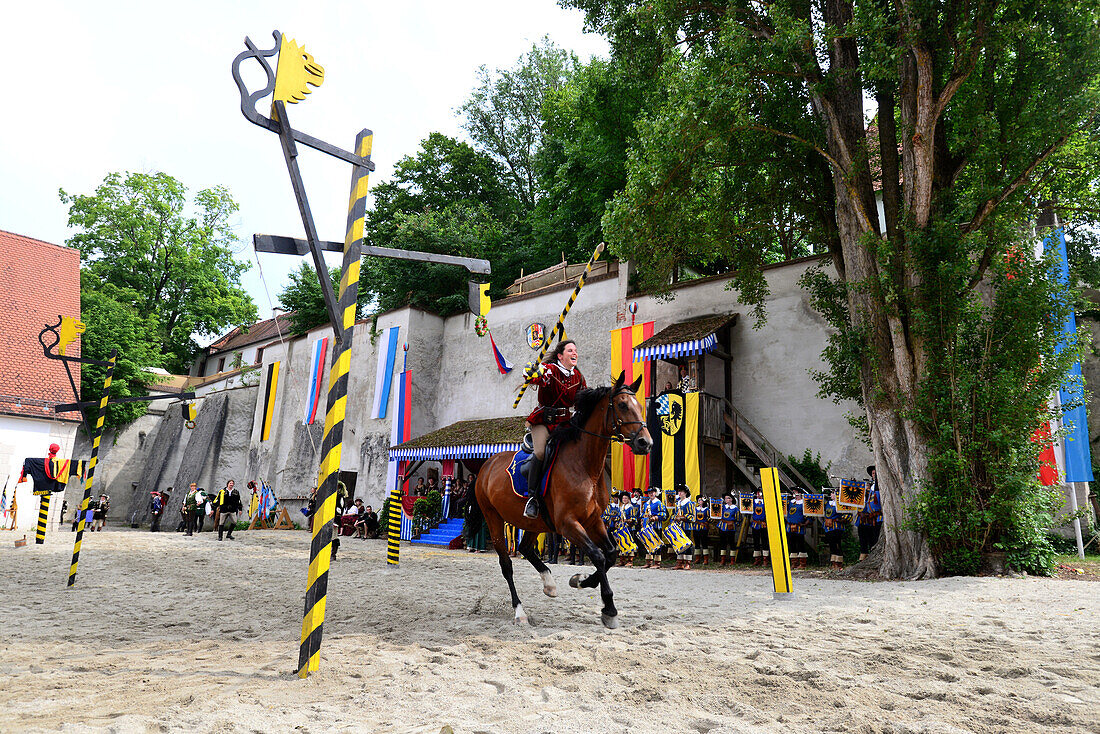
569 0 1100 577
78 283 166 429
61 172 257 372
277 262 372 335
459 37 578 210
361 134 518 316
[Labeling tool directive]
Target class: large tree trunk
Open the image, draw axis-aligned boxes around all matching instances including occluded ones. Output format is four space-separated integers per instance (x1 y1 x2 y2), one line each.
815 1 938 578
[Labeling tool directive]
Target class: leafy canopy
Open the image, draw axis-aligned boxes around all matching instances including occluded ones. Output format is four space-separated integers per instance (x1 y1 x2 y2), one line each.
61 171 256 428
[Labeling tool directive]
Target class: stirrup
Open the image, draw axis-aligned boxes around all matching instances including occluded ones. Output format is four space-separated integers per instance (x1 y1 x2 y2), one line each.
524 496 539 519
521 431 535 454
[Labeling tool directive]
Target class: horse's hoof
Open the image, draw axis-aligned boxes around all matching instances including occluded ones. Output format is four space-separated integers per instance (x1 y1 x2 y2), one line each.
601 613 619 629
541 571 558 597
514 615 529 626
569 573 582 588
513 603 530 626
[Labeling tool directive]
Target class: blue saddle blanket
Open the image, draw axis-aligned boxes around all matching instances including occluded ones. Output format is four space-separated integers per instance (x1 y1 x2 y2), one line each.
506 447 557 498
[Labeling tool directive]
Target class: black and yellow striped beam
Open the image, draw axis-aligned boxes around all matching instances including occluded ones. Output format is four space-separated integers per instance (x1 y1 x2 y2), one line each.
513 242 605 409
386 476 401 565
68 351 116 587
297 129 372 678
35 493 50 544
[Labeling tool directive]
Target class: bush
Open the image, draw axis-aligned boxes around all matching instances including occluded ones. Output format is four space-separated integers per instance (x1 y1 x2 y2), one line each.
786 449 831 490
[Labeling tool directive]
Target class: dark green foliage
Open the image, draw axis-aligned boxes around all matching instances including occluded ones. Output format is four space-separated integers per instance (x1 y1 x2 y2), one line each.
564 0 1100 577
786 450 831 491
277 262 372 335
62 172 257 371
61 172 256 429
378 497 393 535
78 284 166 428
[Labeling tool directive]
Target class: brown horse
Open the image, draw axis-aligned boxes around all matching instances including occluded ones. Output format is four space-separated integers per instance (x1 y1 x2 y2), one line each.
473 372 652 628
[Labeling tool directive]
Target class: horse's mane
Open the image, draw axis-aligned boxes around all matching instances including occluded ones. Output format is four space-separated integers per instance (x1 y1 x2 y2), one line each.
550 385 614 445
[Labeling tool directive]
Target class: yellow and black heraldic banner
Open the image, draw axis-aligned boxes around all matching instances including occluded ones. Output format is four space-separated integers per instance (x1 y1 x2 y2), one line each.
645 391 700 495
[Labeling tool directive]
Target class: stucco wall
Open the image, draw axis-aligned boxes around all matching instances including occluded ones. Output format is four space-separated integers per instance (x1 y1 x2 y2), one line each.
92 257 881 524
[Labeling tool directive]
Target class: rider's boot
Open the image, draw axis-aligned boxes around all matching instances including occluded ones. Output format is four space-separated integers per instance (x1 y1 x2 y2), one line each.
523 455 545 519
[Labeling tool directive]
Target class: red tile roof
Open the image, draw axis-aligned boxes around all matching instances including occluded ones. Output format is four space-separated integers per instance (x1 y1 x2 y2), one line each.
206 312 296 354
0 230 82 422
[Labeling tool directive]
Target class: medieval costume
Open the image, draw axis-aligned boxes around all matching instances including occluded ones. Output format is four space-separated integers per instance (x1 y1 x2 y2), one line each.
822 497 850 569
750 496 769 566
716 495 740 566
692 494 712 566
641 487 668 568
856 470 883 560
786 494 808 568
522 341 586 519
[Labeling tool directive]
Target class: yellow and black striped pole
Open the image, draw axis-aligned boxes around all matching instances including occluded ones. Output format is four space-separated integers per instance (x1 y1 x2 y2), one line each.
513 242 605 409
35 493 50 544
68 350 116 587
761 467 793 599
386 474 401 565
297 129 372 678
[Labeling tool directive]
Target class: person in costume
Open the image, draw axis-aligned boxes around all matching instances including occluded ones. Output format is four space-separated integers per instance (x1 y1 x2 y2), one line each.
750 491 769 566
856 466 883 560
216 480 242 541
672 485 695 570
716 493 740 566
6 492 16 530
183 482 199 536
692 491 712 567
822 490 850 570
641 486 668 568
150 490 164 532
786 492 808 568
618 490 640 566
522 340 586 519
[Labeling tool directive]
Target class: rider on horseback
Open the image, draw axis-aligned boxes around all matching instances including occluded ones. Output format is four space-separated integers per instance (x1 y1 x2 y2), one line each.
523 340 586 519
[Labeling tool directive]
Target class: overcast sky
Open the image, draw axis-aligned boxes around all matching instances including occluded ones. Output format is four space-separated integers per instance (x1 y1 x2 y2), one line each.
2 1 608 341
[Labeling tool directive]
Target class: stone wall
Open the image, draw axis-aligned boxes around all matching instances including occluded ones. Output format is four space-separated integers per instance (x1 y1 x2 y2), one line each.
95 257 882 523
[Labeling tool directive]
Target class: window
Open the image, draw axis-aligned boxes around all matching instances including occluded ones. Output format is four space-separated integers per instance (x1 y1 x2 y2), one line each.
255 347 264 364
217 356 225 373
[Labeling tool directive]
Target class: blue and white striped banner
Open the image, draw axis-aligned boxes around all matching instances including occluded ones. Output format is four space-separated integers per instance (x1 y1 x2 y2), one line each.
370 326 401 420
633 333 718 362
400 508 412 541
388 442 523 461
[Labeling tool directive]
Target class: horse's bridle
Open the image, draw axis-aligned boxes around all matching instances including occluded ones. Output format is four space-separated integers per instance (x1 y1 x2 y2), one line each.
571 386 647 445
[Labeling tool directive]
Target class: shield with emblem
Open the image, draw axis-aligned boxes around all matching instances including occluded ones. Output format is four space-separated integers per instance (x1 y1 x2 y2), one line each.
659 393 684 436
525 323 546 349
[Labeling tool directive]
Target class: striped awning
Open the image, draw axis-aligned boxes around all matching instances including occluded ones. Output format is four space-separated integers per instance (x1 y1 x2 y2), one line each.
632 313 737 362
388 416 526 462
634 333 718 361
389 442 523 461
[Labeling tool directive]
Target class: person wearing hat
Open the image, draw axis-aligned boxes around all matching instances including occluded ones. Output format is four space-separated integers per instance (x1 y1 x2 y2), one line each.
671 485 695 570
716 493 740 566
618 490 640 566
691 490 713 567
641 486 668 568
750 490 769 566
856 466 883 560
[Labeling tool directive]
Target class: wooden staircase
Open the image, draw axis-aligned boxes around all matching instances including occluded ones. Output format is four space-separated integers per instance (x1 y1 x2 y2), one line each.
700 394 815 493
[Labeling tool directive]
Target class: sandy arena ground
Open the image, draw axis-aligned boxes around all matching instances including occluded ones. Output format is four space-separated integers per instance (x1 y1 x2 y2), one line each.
1 528 1097 734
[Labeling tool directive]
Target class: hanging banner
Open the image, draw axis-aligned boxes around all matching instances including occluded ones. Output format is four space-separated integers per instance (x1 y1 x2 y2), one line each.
1044 226 1094 482
645 389 700 496
610 322 655 492
371 327 401 420
261 361 281 441
386 369 413 541
304 337 328 425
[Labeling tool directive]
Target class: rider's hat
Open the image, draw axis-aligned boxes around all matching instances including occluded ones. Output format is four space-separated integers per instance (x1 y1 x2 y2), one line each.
645 486 658 494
